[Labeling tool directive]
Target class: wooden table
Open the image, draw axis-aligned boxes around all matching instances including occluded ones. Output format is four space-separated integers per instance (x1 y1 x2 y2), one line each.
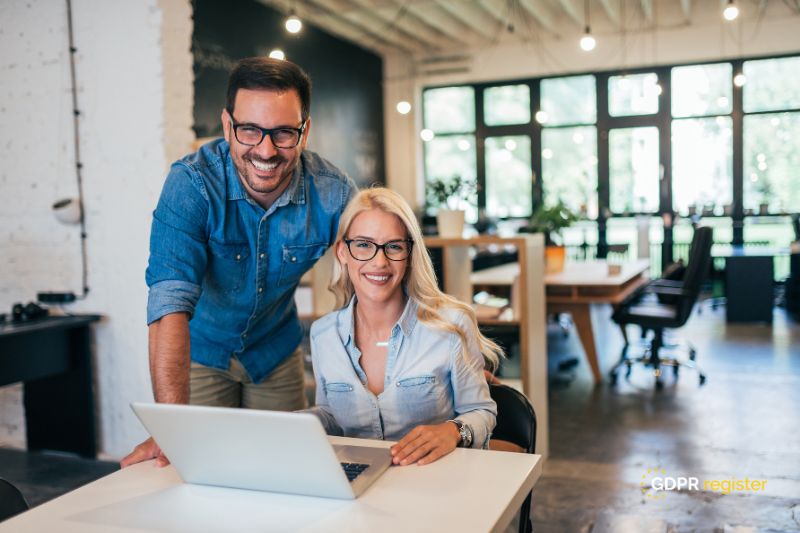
472 260 650 384
1 436 542 533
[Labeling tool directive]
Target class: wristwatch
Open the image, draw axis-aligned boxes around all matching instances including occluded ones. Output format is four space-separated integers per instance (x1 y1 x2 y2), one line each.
448 419 473 448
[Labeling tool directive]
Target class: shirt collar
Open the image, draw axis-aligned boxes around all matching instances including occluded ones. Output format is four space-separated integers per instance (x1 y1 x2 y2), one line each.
223 141 307 206
337 295 418 347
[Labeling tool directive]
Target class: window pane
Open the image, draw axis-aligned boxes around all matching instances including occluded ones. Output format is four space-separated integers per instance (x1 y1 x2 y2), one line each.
607 216 664 272
608 73 660 117
671 63 732 118
563 220 599 261
609 127 660 214
484 84 530 126
540 75 596 126
424 134 477 221
743 57 800 113
672 117 733 216
744 112 800 214
541 126 598 218
423 87 475 133
485 136 532 218
744 217 794 280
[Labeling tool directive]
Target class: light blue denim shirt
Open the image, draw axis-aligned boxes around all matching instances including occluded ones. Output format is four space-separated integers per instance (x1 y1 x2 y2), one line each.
146 138 356 383
306 296 497 448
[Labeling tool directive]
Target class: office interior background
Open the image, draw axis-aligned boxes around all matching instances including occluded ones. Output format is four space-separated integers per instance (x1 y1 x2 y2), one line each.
1 0 799 530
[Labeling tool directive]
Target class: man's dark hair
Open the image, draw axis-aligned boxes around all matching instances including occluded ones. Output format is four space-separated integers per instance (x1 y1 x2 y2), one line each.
226 57 312 121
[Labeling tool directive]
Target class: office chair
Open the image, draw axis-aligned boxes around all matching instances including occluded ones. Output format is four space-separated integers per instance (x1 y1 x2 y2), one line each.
0 478 29 522
610 226 713 389
488 384 537 533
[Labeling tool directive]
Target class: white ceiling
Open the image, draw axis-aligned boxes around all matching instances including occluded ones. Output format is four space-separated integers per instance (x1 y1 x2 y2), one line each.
260 0 800 58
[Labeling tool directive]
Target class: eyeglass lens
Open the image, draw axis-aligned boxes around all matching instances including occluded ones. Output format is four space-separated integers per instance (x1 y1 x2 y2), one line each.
348 239 411 261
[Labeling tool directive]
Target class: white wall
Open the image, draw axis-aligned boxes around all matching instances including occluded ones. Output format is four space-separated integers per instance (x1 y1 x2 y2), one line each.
0 0 193 458
383 4 800 206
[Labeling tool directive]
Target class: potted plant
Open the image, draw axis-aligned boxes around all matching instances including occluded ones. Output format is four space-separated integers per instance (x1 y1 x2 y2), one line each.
522 200 580 273
426 175 475 237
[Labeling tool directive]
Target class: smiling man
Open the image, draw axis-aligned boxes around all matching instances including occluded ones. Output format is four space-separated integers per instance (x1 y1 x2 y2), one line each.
122 58 356 467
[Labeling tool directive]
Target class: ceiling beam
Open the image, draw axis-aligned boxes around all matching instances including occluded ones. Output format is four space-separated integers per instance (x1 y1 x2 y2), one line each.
554 0 583 27
640 0 653 23
432 0 503 40
599 0 619 26
402 1 489 45
517 0 556 28
348 0 465 50
680 0 691 21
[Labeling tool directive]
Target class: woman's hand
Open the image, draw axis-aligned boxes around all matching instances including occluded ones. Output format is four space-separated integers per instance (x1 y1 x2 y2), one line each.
120 436 170 468
390 422 461 466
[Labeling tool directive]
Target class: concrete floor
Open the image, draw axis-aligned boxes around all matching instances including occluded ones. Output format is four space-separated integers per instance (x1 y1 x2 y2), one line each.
534 303 800 532
1 303 799 531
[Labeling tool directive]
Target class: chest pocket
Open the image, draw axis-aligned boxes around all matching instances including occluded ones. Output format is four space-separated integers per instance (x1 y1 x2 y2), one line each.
278 242 327 286
207 240 250 294
395 375 445 423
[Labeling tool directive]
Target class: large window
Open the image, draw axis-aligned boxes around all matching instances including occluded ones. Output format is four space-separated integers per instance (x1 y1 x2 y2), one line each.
421 54 800 275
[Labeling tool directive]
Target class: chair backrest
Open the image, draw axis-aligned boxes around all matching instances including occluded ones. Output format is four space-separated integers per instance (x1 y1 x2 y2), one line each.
674 226 714 322
0 478 29 522
489 384 537 454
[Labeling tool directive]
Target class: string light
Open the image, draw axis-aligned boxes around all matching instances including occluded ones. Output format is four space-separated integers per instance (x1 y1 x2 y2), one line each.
285 11 302 33
396 101 411 114
579 0 595 51
269 49 285 60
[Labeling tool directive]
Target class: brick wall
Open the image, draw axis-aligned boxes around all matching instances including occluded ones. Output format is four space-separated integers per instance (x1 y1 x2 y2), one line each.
0 0 194 457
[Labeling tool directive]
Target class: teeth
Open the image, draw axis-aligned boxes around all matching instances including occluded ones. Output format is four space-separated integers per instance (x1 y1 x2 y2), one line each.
251 159 279 171
365 274 389 281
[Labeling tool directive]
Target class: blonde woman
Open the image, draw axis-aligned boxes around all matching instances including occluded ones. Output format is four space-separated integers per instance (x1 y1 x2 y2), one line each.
306 188 503 466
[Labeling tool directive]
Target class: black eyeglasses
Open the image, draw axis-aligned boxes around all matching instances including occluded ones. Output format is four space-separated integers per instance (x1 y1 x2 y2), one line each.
344 239 414 261
227 110 306 148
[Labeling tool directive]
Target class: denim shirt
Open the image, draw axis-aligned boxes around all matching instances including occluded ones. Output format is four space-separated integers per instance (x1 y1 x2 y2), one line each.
146 138 356 383
306 297 497 448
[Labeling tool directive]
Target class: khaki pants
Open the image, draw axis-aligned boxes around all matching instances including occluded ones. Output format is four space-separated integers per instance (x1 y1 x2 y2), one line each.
190 347 307 410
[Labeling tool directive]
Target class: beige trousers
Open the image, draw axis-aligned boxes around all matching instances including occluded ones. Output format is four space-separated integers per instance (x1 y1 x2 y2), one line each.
189 347 307 410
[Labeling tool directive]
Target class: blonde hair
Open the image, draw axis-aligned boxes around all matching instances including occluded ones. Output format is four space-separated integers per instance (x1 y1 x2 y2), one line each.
330 187 503 371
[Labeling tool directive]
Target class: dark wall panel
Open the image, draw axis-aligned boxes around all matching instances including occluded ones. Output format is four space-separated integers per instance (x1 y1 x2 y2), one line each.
192 0 384 187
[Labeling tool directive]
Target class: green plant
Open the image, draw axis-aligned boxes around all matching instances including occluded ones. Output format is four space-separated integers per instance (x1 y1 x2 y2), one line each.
524 201 580 245
426 175 476 211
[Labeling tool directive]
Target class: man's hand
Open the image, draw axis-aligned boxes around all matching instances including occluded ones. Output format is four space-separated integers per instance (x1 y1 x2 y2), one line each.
120 436 170 468
389 422 460 466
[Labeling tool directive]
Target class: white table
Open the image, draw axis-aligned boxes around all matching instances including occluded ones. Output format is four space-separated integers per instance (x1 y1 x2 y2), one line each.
2 437 542 533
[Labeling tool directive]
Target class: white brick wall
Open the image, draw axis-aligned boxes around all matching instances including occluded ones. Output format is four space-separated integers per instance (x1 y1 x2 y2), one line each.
0 0 193 458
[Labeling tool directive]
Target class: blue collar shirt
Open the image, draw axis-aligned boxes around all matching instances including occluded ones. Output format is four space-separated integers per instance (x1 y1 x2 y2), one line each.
306 297 497 448
146 139 356 382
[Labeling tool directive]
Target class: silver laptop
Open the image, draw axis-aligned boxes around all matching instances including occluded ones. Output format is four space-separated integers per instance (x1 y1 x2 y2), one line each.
130 403 392 499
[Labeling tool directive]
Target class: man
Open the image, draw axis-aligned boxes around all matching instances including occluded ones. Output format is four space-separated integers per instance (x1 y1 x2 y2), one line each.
121 57 356 467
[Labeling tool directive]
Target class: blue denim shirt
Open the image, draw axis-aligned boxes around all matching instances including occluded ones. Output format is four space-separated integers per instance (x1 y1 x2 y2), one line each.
306 297 497 448
146 139 356 383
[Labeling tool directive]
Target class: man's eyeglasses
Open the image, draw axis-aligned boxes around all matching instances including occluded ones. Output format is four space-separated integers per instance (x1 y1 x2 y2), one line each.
344 239 414 261
227 110 306 148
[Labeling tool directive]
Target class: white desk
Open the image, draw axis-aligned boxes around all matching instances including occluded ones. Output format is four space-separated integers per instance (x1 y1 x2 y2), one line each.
2 437 542 533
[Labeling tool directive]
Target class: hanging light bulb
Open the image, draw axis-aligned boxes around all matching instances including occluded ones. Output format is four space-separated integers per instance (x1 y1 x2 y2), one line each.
580 27 596 51
285 11 302 33
733 72 747 87
269 49 285 60
723 0 739 21
396 101 411 114
420 129 434 142
579 0 595 51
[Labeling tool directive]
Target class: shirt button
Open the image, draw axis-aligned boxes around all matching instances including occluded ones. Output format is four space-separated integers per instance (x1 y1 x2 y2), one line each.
235 254 241 261
259 253 265 259
290 256 297 262
242 333 248 338
258 287 263 293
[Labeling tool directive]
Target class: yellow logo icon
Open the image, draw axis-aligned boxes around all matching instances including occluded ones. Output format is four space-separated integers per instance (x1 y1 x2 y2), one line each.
641 468 667 500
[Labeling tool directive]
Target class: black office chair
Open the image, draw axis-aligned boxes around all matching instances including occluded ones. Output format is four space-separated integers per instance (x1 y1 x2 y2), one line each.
489 384 537 533
0 478 29 522
610 226 713 389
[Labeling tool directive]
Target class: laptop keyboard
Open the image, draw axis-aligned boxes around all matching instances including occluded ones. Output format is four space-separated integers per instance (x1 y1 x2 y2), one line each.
340 462 370 482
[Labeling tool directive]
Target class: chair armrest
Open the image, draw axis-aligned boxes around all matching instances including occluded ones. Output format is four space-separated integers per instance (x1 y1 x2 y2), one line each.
649 279 683 289
644 285 686 297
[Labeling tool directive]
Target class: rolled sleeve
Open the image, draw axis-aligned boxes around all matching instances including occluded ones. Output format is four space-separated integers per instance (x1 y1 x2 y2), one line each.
450 315 497 449
145 164 210 325
146 279 202 325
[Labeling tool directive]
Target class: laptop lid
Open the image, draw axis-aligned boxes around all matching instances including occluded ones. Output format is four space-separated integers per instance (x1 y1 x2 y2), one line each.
130 403 387 500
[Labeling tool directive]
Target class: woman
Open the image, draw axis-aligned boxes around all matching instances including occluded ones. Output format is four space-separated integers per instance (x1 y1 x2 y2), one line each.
306 187 503 466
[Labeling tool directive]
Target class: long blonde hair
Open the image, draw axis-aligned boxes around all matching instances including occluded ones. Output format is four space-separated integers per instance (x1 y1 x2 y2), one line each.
330 188 503 371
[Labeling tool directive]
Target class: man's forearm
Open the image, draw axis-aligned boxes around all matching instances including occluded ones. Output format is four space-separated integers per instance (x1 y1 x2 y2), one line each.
148 313 191 404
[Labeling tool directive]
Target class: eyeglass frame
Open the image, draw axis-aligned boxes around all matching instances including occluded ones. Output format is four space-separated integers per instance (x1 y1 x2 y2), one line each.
343 238 414 262
226 109 307 148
